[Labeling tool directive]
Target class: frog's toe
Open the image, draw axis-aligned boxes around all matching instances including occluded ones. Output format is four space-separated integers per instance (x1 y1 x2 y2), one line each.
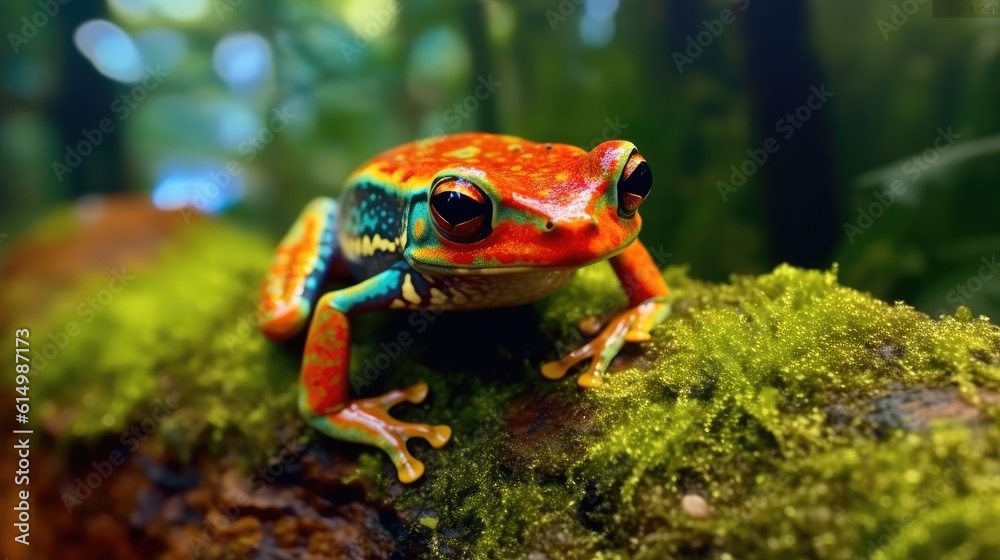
625 328 651 343
577 316 604 336
541 343 596 380
577 370 605 389
366 382 429 408
402 381 429 403
387 418 451 446
543 318 628 386
392 453 425 484
308 383 451 483
541 360 571 381
381 421 451 481
546 298 670 387
426 424 452 448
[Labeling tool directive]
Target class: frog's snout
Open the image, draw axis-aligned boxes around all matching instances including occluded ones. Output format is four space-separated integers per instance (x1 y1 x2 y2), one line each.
543 216 600 238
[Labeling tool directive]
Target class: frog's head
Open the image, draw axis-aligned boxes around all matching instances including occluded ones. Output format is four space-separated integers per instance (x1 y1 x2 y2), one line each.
403 137 652 274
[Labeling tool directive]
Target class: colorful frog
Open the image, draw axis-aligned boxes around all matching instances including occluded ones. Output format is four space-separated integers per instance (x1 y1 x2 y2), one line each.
259 133 670 483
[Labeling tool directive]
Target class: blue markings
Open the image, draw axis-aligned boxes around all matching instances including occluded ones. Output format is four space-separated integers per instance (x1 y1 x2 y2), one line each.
296 197 342 304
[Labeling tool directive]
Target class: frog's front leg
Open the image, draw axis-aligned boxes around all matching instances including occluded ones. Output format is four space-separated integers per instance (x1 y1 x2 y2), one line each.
297 263 452 483
542 240 671 388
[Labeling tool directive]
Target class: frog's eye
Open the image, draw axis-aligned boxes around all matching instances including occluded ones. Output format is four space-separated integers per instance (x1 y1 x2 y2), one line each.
429 178 493 242
617 153 652 218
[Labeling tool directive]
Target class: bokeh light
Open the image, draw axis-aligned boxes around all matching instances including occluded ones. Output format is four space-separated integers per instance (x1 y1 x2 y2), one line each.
207 99 264 150
407 26 471 104
579 0 619 47
213 32 274 93
107 0 154 21
340 0 399 39
133 28 188 74
74 20 145 83
151 162 245 213
153 0 210 22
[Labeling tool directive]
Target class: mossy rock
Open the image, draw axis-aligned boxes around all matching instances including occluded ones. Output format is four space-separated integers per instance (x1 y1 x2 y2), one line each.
6 199 1000 559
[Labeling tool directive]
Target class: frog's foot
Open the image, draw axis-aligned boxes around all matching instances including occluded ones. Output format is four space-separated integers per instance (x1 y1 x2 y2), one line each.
541 298 670 388
307 382 452 483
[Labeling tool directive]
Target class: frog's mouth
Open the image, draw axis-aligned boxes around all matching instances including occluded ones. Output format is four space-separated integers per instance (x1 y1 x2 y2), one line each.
405 243 632 276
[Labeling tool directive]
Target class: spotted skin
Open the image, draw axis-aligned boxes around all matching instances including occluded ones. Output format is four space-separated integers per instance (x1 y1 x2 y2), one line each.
260 198 341 340
338 182 408 278
259 132 670 483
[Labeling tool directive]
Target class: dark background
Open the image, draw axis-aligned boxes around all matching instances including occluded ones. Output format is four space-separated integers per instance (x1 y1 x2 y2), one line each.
2 0 999 319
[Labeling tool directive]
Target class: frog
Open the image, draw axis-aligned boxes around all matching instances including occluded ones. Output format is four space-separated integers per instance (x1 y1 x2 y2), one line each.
259 132 670 483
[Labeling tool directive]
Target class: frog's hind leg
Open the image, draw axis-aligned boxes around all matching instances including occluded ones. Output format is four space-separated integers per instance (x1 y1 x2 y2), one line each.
299 264 452 483
260 197 347 340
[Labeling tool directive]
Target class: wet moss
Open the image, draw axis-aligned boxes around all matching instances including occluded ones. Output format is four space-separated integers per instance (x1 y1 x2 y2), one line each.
23 218 301 462
368 264 1000 559
14 210 1000 558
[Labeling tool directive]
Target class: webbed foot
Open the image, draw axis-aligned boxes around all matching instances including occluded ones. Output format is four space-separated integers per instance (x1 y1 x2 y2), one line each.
306 382 451 483
542 298 670 388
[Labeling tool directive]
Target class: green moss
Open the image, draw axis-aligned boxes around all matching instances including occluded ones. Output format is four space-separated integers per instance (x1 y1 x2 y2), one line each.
30 220 300 461
367 264 1000 559
16 212 1000 558
721 424 1000 560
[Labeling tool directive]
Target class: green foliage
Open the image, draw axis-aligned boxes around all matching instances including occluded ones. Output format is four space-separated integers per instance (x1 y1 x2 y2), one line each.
812 1 1000 319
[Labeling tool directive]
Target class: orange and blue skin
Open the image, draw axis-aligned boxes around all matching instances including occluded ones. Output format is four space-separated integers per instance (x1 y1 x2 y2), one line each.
259 132 670 483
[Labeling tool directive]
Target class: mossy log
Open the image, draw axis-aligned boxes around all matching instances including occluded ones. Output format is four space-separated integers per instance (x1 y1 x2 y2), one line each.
3 197 999 559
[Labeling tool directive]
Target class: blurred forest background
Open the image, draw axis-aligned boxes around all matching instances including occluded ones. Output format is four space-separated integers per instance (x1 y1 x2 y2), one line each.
1 0 998 319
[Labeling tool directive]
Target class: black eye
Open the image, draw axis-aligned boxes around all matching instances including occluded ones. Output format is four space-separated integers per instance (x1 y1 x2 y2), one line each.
429 178 492 242
617 154 652 218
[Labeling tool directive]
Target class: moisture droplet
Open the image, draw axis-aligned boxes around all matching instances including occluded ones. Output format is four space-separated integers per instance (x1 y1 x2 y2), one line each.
954 306 973 321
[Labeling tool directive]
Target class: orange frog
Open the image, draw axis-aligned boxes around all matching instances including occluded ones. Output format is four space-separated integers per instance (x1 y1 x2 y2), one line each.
259 133 670 482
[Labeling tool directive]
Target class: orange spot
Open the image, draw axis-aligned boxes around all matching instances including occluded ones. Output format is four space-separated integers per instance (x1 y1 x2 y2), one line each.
302 306 350 412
